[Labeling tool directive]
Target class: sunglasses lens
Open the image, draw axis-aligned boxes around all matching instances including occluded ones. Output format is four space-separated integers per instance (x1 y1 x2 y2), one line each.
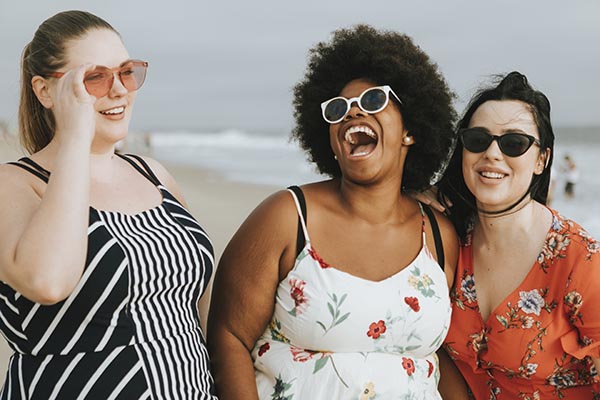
360 88 387 112
461 129 492 153
324 98 349 123
120 61 148 92
499 134 533 157
83 67 112 98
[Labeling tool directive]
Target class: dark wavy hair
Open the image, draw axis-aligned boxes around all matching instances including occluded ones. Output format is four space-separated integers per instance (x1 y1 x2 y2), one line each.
292 25 456 191
19 10 118 154
438 71 555 239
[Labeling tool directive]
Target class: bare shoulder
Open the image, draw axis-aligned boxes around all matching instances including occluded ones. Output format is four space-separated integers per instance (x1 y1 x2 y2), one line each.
0 163 42 201
135 156 185 204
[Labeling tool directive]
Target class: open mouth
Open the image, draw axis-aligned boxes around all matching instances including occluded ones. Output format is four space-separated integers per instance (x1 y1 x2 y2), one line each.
344 125 378 157
479 170 506 179
100 106 125 116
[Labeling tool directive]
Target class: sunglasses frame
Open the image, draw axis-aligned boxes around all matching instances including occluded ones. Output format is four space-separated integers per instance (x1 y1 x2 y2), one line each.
50 59 149 98
459 127 541 157
320 85 403 124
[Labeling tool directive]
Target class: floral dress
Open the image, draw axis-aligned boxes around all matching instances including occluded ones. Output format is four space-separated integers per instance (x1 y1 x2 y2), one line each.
444 208 600 399
252 189 452 399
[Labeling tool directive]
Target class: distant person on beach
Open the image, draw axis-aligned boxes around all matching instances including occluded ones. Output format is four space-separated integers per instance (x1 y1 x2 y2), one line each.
208 25 468 399
561 154 579 199
437 72 600 398
0 10 216 398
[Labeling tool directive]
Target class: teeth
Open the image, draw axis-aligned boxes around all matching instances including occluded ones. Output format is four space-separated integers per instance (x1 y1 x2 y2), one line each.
344 125 376 144
101 106 124 115
481 171 504 179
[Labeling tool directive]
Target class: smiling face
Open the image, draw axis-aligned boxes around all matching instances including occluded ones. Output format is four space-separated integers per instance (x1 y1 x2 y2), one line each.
60 28 136 148
329 79 411 185
462 100 548 212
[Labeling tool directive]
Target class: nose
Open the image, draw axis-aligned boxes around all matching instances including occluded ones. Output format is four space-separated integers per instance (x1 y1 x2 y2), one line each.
344 99 366 120
108 72 128 97
483 138 503 160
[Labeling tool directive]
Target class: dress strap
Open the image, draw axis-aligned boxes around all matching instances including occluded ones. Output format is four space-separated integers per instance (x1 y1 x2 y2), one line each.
286 186 310 256
7 158 50 183
116 153 161 186
421 203 445 271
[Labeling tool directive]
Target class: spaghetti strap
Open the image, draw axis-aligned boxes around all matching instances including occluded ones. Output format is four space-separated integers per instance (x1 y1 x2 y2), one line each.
116 153 161 186
286 186 310 253
421 203 445 270
6 161 49 183
19 157 51 175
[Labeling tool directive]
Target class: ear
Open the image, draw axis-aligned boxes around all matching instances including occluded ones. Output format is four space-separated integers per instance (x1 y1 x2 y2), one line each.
31 76 54 109
535 147 551 175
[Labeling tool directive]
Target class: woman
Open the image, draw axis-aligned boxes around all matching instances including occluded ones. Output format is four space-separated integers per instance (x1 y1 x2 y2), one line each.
208 25 464 399
0 11 216 398
438 72 600 398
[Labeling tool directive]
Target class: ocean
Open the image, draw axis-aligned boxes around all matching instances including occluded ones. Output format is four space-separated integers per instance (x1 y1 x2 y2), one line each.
148 127 600 238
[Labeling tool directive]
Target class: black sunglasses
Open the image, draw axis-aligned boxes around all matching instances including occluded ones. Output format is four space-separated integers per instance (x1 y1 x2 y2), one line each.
459 128 541 157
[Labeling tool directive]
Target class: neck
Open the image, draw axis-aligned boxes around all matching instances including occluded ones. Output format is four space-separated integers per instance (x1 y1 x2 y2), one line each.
474 199 542 247
337 177 414 224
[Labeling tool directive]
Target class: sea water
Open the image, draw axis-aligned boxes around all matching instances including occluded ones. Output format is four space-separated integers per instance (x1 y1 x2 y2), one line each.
149 127 600 237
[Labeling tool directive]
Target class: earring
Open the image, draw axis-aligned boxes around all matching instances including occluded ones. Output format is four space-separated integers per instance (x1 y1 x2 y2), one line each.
403 136 412 144
334 155 338 160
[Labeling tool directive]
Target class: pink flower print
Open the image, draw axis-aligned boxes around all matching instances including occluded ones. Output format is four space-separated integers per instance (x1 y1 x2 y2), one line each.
402 357 416 376
367 320 387 339
404 296 421 312
258 342 270 357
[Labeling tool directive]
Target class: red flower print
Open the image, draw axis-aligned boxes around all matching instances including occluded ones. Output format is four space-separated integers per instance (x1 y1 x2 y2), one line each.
427 360 434 377
402 357 415 376
367 320 387 339
404 296 421 312
290 346 318 362
289 278 308 308
308 246 331 269
258 342 270 357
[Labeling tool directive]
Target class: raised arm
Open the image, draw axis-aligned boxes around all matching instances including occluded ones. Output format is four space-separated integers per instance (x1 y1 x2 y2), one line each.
0 65 96 304
207 190 298 399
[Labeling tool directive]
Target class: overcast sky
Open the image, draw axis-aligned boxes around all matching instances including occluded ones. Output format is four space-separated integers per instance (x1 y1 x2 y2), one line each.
1 0 598 134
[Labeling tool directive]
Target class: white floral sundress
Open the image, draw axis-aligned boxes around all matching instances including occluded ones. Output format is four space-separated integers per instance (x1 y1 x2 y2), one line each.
252 189 452 399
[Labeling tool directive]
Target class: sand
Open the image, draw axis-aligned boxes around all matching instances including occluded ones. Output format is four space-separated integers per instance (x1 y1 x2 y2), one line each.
0 134 277 381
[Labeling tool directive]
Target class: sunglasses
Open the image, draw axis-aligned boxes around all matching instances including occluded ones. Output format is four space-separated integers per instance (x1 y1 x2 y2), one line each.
321 85 402 124
460 128 541 157
50 59 148 98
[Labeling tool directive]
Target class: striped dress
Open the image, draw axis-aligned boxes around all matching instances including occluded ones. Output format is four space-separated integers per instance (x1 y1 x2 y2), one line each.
0 154 217 399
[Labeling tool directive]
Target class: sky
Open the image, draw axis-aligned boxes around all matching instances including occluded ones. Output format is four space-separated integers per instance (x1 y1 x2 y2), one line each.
1 0 599 134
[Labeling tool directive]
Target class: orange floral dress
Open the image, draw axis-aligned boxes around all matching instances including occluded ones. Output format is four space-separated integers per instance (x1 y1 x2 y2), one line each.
444 209 600 399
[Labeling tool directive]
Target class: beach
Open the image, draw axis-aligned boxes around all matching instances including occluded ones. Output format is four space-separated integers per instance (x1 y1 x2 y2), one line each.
0 134 277 380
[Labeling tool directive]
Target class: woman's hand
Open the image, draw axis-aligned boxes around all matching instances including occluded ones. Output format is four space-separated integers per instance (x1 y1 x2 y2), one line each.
51 64 97 145
408 186 450 213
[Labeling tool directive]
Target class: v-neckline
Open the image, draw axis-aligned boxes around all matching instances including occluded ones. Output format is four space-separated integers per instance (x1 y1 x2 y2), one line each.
467 210 557 326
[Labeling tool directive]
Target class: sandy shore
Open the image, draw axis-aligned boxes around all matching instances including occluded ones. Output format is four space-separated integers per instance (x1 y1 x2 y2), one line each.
0 135 277 380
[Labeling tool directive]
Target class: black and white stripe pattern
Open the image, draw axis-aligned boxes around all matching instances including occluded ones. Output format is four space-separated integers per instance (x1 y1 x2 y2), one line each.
0 156 216 399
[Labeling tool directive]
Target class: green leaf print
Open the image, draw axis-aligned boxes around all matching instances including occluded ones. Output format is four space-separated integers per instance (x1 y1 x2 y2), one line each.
317 292 351 335
271 374 295 400
312 354 349 388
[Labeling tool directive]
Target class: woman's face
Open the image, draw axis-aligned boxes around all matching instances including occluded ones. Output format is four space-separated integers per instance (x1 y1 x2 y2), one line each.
462 100 547 212
59 28 136 146
328 79 410 185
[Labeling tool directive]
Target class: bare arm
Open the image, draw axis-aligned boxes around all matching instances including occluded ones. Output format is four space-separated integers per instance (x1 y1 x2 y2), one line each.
0 65 95 304
437 348 470 399
207 191 297 399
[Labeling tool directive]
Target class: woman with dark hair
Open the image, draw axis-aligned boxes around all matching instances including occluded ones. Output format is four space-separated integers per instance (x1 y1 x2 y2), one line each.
0 10 216 398
438 71 600 398
208 25 465 399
